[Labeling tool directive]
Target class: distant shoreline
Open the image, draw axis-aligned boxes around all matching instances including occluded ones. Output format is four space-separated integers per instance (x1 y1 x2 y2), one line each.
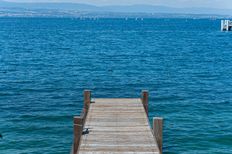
0 9 231 19
1 1 232 18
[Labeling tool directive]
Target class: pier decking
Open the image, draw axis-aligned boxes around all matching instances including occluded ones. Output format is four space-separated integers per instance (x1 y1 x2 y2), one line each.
72 90 163 154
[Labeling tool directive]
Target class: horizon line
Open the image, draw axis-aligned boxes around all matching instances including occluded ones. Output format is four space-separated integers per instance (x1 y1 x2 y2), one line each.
1 0 231 10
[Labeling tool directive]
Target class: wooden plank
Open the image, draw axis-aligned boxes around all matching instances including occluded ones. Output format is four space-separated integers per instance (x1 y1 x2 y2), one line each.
79 152 158 154
79 145 159 152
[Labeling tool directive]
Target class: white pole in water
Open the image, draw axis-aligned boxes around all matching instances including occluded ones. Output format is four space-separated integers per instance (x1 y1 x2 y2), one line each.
226 20 229 31
221 20 224 31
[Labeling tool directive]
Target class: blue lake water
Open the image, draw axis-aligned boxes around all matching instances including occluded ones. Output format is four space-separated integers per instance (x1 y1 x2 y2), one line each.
0 18 232 154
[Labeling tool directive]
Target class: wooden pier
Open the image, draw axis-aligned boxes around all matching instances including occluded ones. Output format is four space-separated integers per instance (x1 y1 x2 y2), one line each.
71 90 163 154
221 20 232 31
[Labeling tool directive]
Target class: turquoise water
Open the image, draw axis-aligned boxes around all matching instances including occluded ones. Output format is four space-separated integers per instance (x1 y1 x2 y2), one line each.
0 18 232 154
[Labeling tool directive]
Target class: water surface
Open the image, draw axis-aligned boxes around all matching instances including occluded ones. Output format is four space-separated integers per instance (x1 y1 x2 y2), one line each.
0 18 232 154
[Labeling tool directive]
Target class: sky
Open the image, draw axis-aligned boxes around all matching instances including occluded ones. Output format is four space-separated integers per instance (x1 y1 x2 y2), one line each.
4 0 232 9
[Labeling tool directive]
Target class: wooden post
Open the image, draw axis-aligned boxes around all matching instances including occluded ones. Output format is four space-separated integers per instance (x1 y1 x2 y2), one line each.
84 90 91 114
73 116 83 154
153 117 163 154
141 90 148 116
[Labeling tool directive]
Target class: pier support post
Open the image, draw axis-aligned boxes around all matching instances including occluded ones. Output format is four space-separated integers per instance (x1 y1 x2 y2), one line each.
153 117 163 154
73 116 83 154
84 90 91 115
141 90 149 116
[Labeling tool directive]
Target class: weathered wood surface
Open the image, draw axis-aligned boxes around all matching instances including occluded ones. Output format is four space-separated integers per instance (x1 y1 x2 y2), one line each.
78 98 160 154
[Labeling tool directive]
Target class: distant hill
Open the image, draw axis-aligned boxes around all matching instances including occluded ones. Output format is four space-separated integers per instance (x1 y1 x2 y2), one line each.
0 1 100 11
0 0 232 15
101 5 232 15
